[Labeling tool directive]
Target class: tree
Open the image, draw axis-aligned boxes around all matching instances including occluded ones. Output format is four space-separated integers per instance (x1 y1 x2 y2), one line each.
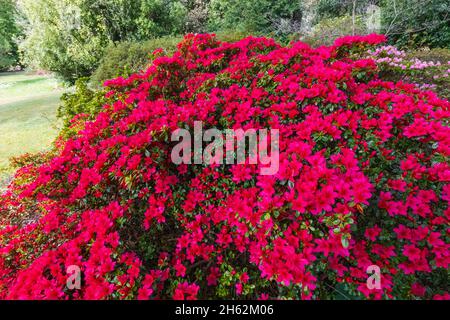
80 0 143 42
18 0 109 82
17 0 188 82
136 0 187 39
80 0 187 41
0 0 22 71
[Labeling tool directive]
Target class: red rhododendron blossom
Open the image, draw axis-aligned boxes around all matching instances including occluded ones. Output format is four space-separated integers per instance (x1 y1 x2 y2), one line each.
0 34 448 300
173 282 200 300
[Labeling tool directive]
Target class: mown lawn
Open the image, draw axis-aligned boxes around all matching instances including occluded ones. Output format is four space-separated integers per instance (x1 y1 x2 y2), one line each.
0 71 63 187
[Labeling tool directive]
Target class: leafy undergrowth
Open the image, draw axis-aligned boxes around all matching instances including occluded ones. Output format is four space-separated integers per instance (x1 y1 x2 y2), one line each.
0 34 449 300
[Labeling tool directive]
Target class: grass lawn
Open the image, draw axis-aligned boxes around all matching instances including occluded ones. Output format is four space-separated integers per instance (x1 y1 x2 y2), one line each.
0 71 64 187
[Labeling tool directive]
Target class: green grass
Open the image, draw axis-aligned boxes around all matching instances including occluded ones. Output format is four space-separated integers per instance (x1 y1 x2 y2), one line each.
0 71 64 187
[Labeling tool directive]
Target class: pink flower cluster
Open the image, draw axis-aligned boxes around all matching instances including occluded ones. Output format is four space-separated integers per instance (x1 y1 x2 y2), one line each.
368 46 444 70
368 46 450 98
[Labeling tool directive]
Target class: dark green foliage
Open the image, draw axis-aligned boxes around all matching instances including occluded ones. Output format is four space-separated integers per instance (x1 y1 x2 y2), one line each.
208 0 302 34
0 0 22 70
80 0 143 42
315 0 354 21
381 0 450 49
135 0 187 39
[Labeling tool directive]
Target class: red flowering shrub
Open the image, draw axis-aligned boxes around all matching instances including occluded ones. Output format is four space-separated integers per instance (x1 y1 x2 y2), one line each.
0 34 449 300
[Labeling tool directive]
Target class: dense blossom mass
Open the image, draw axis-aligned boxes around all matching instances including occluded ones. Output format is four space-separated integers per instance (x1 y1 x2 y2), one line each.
0 34 449 300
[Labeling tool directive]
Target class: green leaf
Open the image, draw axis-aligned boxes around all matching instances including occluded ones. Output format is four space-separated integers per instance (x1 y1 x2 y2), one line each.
341 238 349 248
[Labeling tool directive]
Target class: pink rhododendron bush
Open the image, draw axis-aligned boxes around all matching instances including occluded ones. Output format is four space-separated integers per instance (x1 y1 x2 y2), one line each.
0 34 449 300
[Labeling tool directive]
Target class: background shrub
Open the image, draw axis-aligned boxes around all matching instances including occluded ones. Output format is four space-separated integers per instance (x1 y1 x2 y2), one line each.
57 77 107 136
90 37 183 86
